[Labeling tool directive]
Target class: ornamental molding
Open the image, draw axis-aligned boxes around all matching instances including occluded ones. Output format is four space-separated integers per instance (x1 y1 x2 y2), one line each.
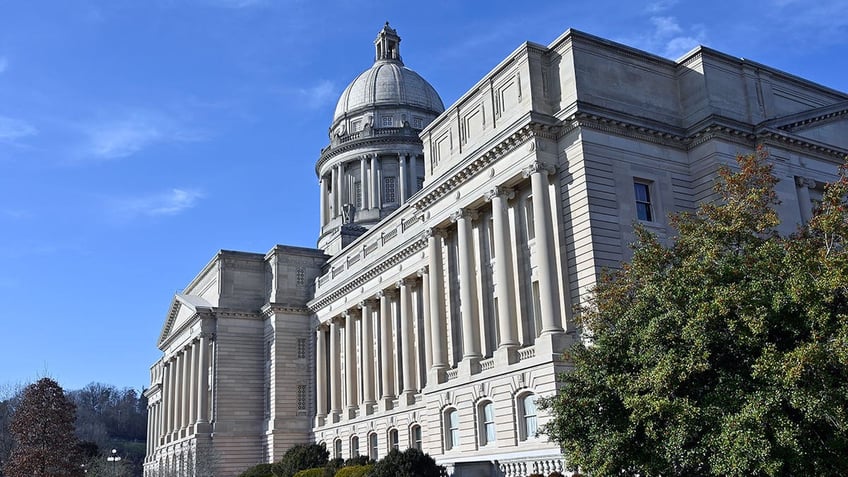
316 134 423 175
309 236 427 311
261 303 312 317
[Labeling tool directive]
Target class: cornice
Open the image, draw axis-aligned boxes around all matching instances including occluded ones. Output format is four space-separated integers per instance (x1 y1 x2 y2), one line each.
261 303 312 317
308 234 427 312
316 134 424 175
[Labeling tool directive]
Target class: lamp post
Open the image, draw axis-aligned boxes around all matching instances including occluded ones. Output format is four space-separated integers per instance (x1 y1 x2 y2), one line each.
106 448 122 476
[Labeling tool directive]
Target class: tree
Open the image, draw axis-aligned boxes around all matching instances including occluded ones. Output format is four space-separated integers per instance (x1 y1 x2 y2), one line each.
369 448 442 477
3 378 83 477
541 149 848 476
271 443 329 477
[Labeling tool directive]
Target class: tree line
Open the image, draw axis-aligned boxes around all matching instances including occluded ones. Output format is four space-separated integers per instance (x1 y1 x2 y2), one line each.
0 380 147 477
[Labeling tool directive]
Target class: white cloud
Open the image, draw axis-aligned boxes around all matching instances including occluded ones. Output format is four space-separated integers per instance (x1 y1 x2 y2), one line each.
83 112 202 160
0 116 37 142
765 0 848 46
646 0 678 13
620 16 706 59
288 80 337 110
0 57 8 74
114 188 204 218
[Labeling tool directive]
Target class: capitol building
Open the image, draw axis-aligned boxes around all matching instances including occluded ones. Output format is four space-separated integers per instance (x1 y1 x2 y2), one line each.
143 23 848 477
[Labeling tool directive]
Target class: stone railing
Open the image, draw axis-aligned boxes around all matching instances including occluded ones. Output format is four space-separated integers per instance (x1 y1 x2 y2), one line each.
498 458 567 477
446 369 459 381
518 345 536 361
480 357 495 371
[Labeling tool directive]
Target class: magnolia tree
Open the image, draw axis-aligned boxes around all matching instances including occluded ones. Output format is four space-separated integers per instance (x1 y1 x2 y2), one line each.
541 149 848 476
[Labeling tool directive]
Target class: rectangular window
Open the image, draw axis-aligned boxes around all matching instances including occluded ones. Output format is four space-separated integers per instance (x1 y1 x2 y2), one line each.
354 181 362 209
634 181 653 222
525 196 535 240
297 338 307 359
384 177 397 203
297 385 307 410
296 267 305 286
482 402 496 445
382 116 393 127
413 117 423 129
351 120 361 132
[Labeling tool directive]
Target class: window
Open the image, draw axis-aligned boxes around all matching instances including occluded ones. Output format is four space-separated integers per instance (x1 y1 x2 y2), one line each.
297 385 307 411
519 394 538 440
354 181 362 209
389 429 399 450
524 196 535 240
413 117 423 129
350 436 359 458
334 439 342 459
351 120 361 132
368 433 379 460
479 401 496 446
445 408 460 450
417 176 424 191
382 115 393 127
297 338 307 359
634 181 653 221
384 177 397 203
410 424 422 450
296 267 305 286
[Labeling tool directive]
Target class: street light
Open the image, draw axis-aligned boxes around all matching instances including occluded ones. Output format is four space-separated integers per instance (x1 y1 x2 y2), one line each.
106 448 122 476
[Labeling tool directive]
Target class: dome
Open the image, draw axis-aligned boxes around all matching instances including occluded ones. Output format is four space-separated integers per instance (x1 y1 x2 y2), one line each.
331 23 444 125
332 62 445 123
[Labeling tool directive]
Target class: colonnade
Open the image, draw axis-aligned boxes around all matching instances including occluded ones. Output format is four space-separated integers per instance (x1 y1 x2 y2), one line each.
148 333 212 457
319 153 422 225
315 161 562 424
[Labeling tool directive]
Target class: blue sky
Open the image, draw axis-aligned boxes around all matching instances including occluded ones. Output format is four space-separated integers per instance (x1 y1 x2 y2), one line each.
1 0 846 393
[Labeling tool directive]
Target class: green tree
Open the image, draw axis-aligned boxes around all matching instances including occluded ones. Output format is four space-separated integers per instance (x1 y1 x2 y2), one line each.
271 443 329 477
369 448 442 477
3 378 83 477
541 149 848 476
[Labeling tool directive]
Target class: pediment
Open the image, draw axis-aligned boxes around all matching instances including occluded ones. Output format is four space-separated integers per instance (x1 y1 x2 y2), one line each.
157 294 213 347
760 101 848 150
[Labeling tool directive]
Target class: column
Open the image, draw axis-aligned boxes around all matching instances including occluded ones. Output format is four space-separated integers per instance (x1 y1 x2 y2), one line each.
172 354 181 437
315 325 328 424
378 290 395 408
796 176 815 223
417 267 432 382
197 334 210 427
329 319 342 418
161 363 171 441
486 186 520 358
331 165 338 218
343 311 359 415
523 162 563 334
146 406 153 457
426 229 449 382
319 176 327 225
397 279 416 404
360 156 368 210
340 161 348 207
359 300 376 413
451 209 482 366
181 349 191 433
370 155 378 209
398 153 407 202
376 157 383 209
188 343 198 430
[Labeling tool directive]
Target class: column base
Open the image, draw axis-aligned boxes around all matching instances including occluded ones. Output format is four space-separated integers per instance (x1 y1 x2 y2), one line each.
379 396 395 412
536 331 573 360
345 407 359 420
329 410 341 424
360 401 376 417
427 366 448 386
399 390 417 406
194 421 212 434
458 356 482 378
314 415 326 427
495 345 520 366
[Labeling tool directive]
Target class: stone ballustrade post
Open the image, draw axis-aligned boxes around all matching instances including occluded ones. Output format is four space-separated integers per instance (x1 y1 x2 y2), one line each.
523 161 563 335
451 208 482 373
425 228 449 383
486 186 520 363
359 300 377 414
343 311 359 417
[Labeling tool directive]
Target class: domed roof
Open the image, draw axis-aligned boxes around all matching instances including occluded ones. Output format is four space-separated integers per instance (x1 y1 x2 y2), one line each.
332 23 444 124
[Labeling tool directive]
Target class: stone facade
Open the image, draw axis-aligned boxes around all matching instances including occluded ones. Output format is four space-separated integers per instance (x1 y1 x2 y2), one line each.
144 25 848 477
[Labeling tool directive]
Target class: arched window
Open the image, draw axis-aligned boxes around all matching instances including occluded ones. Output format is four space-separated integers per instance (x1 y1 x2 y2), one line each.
410 424 422 450
333 438 342 459
368 432 378 460
444 408 460 450
350 435 359 458
388 428 399 450
519 393 538 441
478 400 496 446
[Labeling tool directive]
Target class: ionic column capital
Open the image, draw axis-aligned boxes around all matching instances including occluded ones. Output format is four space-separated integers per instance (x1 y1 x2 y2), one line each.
484 186 515 202
421 227 447 241
522 161 556 178
450 208 478 223
417 266 429 277
795 176 817 188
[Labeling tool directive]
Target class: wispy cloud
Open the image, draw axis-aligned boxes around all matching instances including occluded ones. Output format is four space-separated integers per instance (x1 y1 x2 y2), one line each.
112 188 205 219
82 111 203 160
645 0 678 13
764 0 848 47
294 80 337 110
0 208 32 220
620 15 706 59
0 116 37 143
0 57 8 74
